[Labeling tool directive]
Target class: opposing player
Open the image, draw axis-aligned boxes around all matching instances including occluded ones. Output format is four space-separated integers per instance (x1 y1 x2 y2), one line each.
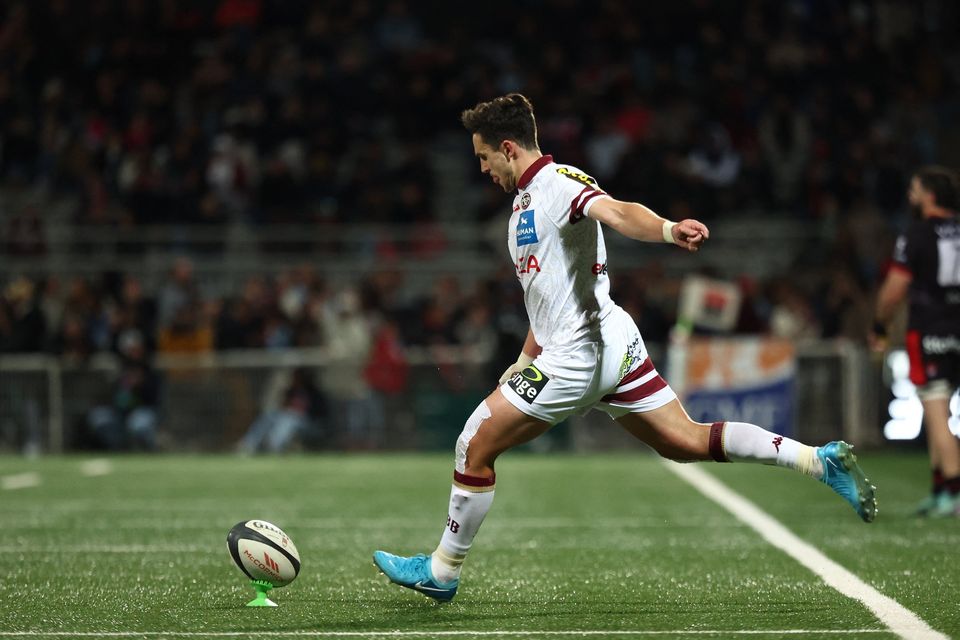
873 166 960 517
373 94 877 602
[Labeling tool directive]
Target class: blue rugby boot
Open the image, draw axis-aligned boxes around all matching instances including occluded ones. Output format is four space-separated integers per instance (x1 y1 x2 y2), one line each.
929 491 960 518
373 551 459 602
817 441 877 523
914 492 939 517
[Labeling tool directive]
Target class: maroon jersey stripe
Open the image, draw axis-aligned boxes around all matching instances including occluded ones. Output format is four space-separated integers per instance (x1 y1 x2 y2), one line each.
601 374 667 403
616 358 655 386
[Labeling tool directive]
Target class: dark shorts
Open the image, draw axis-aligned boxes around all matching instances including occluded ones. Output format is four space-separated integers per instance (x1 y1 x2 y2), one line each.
906 330 960 390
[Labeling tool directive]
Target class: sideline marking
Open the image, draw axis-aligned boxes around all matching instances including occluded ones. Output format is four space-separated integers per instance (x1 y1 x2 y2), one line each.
0 630 889 637
80 459 113 477
1 472 41 490
665 462 947 640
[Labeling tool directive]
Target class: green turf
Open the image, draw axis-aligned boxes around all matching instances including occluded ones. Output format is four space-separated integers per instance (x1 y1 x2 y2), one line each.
0 451 954 639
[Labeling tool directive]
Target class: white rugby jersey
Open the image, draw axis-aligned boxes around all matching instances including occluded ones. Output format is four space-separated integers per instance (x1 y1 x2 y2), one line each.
508 155 617 350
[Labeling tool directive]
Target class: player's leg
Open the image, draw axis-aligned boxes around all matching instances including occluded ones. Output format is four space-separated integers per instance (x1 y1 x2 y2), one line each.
616 399 820 473
908 342 960 516
431 389 551 579
374 388 551 600
615 399 877 522
919 387 960 517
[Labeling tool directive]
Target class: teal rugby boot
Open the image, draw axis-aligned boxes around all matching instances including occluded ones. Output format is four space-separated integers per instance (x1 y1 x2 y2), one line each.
817 441 877 522
929 491 960 518
373 551 459 602
914 492 939 517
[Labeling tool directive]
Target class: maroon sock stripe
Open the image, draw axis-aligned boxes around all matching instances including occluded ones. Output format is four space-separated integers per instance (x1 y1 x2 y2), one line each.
709 421 729 462
944 475 960 496
454 471 496 487
933 467 944 493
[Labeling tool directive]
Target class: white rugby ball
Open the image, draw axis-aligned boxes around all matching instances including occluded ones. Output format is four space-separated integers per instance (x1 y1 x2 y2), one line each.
226 520 301 587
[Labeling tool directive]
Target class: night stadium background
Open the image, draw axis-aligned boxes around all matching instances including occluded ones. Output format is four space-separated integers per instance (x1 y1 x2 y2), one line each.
1 2 958 638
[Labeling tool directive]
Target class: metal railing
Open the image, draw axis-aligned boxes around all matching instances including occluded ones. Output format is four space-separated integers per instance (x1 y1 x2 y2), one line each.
0 339 882 454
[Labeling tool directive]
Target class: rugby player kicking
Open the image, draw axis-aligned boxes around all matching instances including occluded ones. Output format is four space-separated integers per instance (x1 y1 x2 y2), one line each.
374 94 877 602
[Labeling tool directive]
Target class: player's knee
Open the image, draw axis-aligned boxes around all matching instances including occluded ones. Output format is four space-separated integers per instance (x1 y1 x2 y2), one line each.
454 400 492 474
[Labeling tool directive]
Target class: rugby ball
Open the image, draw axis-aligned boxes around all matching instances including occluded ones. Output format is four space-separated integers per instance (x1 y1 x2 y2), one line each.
226 520 301 587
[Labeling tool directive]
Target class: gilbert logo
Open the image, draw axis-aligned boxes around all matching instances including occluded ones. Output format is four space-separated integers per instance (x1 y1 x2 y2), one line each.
772 436 783 453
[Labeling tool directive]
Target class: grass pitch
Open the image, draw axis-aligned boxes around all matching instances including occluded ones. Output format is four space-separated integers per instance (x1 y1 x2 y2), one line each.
1 450 956 639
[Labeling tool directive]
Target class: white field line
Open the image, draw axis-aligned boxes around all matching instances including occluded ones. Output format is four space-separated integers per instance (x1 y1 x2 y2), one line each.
0 630 890 637
80 458 114 477
1 511 741 530
1 472 41 490
0 544 208 553
2 458 112 491
664 462 947 640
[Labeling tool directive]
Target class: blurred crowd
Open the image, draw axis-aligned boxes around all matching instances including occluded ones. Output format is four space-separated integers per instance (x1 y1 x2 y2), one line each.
2 0 958 358
0 253 873 362
1 1 957 224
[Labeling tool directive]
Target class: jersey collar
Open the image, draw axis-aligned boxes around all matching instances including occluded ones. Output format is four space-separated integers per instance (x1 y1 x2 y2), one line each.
516 155 553 191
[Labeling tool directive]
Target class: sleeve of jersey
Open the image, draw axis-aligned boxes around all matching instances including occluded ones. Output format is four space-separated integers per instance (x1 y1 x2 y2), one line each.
568 185 609 225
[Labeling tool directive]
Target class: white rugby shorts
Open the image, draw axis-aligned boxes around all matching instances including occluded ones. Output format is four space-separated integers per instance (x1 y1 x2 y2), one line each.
500 306 676 424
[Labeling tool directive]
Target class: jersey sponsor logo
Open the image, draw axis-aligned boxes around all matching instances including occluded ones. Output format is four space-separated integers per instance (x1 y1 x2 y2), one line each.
592 262 607 275
556 166 598 187
516 211 538 246
893 234 908 264
922 335 960 354
516 254 541 274
508 365 549 403
617 337 642 382
520 192 532 209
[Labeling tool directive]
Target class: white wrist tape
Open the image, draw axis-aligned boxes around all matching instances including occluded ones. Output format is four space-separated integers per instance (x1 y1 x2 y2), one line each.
662 220 676 244
499 352 535 385
515 352 535 370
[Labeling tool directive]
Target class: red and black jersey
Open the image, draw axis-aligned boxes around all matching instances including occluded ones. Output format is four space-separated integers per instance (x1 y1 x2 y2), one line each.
891 215 960 335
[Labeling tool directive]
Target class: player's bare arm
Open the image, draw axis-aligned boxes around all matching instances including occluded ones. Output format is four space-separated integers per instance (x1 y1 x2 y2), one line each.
875 268 912 326
872 268 912 350
587 197 709 252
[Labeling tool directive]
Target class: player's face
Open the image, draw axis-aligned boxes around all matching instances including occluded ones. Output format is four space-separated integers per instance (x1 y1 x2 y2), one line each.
472 134 516 193
908 176 929 217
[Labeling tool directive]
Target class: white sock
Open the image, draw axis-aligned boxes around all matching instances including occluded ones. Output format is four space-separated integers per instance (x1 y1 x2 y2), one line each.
430 473 495 584
718 421 822 479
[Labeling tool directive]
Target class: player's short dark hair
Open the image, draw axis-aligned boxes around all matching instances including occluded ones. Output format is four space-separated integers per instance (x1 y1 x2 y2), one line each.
461 93 539 151
914 165 960 212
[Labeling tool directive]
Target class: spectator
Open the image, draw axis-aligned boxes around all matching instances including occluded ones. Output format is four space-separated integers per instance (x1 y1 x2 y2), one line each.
237 367 327 454
0 276 45 353
758 94 812 209
322 288 376 448
85 329 161 450
363 317 410 445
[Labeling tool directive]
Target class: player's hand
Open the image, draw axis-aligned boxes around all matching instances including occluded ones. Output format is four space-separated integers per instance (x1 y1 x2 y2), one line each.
673 219 709 252
868 322 888 354
868 333 888 353
498 353 535 385
868 330 888 354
